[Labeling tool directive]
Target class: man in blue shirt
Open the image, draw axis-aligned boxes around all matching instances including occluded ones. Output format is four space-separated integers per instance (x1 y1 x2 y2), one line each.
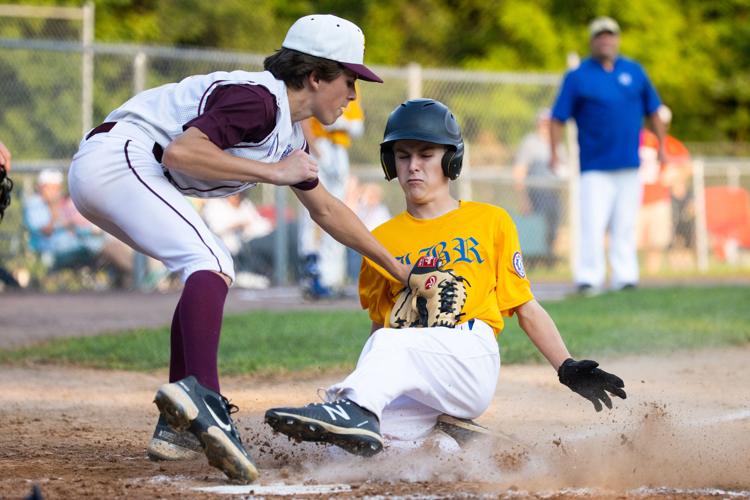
551 16 666 293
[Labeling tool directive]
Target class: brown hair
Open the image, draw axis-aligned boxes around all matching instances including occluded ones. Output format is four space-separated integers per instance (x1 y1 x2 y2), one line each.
264 48 343 90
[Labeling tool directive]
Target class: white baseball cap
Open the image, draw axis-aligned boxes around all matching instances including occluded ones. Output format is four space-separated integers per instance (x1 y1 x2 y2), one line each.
282 14 382 83
37 168 64 185
589 16 620 37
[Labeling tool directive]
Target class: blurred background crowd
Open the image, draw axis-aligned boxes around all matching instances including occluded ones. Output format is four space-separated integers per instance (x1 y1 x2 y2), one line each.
1 1 749 294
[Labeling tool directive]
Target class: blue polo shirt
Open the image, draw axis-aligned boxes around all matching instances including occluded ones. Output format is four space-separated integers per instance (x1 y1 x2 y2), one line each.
551 56 661 172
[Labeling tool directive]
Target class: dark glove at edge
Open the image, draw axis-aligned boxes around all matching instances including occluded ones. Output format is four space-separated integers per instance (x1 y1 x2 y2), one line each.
558 357 627 412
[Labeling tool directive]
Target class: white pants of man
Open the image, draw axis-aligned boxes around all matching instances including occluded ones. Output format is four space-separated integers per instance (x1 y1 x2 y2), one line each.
68 122 235 283
326 319 500 442
298 139 349 288
576 169 642 289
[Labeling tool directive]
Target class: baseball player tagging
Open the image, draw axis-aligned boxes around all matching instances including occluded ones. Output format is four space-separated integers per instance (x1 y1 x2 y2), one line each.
68 14 408 483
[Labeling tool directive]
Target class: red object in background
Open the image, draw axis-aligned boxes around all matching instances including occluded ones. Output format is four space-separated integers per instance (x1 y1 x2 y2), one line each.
704 186 750 260
257 204 296 228
640 129 691 205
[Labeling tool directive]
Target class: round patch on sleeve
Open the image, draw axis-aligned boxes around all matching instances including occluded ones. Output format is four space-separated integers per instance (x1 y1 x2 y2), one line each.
512 251 526 278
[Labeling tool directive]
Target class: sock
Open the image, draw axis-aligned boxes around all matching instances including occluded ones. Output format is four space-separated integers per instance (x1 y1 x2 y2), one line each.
176 270 228 393
169 298 186 382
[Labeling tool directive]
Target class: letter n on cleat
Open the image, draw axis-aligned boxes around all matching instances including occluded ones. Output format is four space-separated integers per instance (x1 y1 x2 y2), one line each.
322 404 350 421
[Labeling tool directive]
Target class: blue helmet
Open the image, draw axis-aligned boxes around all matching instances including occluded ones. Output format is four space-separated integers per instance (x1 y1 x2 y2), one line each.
379 98 464 181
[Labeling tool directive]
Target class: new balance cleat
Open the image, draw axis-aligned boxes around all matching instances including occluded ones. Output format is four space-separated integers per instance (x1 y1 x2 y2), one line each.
265 399 383 457
147 414 202 461
154 376 258 483
436 414 492 447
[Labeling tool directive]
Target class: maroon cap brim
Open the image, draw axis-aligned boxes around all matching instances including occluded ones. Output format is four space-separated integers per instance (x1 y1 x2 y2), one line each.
341 62 383 83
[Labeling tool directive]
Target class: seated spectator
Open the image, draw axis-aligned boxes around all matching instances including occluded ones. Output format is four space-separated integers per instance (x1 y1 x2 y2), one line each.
24 169 133 285
512 108 566 267
345 179 392 283
202 193 297 288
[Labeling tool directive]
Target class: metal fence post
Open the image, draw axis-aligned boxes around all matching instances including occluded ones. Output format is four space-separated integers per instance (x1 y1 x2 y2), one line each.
458 142 472 201
407 62 422 99
693 158 709 272
273 186 289 286
131 50 150 290
81 2 94 136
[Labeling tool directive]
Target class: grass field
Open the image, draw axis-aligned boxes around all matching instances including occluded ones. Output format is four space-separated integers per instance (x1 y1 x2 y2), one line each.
1 285 748 375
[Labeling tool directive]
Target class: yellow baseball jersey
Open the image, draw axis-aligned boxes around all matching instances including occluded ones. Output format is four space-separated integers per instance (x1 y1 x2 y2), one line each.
308 92 364 148
359 201 534 335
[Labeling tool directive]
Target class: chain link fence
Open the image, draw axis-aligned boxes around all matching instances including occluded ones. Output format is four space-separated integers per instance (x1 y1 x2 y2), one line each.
2 6 749 292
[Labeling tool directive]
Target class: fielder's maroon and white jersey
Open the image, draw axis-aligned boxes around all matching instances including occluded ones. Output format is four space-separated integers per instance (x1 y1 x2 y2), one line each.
105 70 306 197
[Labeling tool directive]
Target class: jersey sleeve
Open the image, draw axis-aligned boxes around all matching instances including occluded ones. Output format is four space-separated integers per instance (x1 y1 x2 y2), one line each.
183 84 278 149
495 212 534 315
358 257 398 326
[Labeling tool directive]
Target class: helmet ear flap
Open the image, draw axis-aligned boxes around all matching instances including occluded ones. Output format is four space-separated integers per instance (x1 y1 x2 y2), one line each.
441 143 464 180
380 145 397 181
441 149 455 179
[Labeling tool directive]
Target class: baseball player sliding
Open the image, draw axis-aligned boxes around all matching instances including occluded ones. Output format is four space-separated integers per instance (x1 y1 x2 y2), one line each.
68 15 408 483
265 99 626 456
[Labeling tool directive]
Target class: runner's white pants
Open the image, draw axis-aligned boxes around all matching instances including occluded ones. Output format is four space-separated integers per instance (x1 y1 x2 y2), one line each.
68 122 235 283
327 319 500 441
576 169 642 289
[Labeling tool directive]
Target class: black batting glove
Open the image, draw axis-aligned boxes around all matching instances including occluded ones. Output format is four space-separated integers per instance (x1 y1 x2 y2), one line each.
558 358 627 412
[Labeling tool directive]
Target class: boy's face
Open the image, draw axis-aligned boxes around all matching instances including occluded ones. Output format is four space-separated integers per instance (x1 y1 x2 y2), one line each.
394 140 450 204
310 69 357 125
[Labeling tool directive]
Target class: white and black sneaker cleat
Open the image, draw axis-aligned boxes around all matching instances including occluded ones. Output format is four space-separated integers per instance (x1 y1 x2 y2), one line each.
265 399 383 457
147 413 202 461
154 376 258 483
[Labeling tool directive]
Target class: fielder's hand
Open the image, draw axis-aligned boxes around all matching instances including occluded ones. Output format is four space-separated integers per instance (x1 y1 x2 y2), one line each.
275 149 318 185
558 358 626 412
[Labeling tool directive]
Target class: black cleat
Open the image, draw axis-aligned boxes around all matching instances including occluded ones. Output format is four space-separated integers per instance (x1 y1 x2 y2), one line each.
147 414 202 461
265 399 383 457
154 376 258 482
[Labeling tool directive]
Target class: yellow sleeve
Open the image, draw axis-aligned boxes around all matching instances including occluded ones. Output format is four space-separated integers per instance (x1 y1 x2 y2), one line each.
358 257 399 326
495 213 534 316
343 93 364 121
308 118 326 139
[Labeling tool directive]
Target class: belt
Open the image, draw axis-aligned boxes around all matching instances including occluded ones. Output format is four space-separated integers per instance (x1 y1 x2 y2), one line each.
86 121 164 163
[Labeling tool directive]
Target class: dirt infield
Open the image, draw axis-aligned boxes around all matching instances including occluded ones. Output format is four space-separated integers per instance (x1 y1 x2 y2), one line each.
1 346 749 498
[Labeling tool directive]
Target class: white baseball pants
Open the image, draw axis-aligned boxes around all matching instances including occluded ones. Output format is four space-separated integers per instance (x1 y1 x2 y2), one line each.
68 122 235 283
576 169 642 289
327 319 500 441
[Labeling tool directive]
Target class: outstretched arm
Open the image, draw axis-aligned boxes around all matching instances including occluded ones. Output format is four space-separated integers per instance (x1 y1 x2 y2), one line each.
293 183 409 285
515 299 626 411
515 299 570 370
549 119 565 173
